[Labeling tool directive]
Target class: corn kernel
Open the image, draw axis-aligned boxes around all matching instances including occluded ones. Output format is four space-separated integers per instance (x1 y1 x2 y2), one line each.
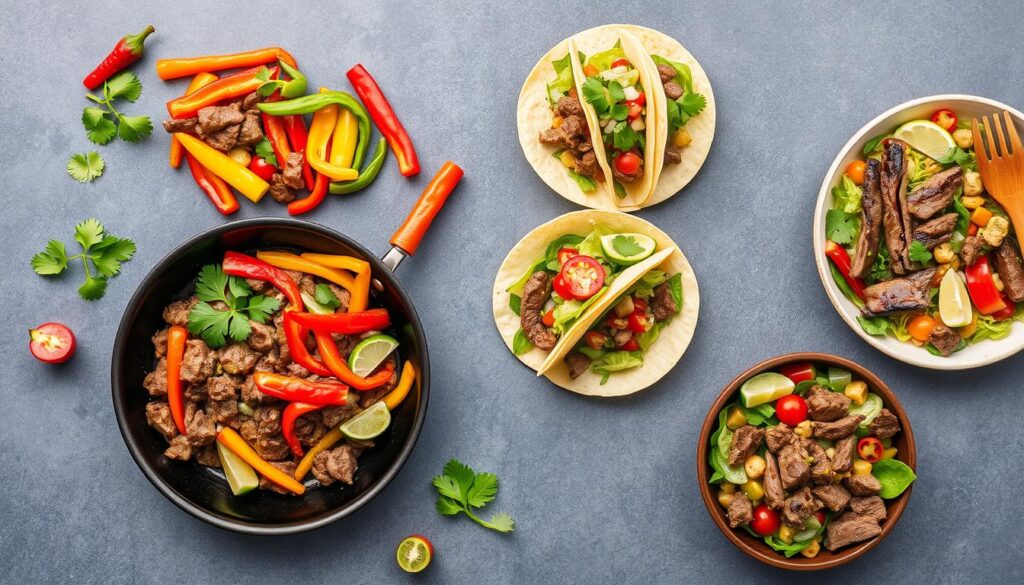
933 243 955 264
552 115 564 129
717 490 733 508
673 129 692 148
853 459 873 476
720 483 736 494
882 447 898 460
961 196 986 209
744 455 766 480
726 406 747 430
742 480 764 502
778 524 796 544
800 538 822 558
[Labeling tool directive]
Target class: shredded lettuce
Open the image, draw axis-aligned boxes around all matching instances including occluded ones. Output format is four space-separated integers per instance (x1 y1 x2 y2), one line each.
590 350 643 384
632 270 667 298
576 225 614 260
546 53 575 104
551 287 606 334
567 170 597 193
586 45 625 72
650 55 693 93
832 175 863 215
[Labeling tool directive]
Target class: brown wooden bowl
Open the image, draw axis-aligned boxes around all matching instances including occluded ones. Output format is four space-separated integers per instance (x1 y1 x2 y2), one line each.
696 352 916 570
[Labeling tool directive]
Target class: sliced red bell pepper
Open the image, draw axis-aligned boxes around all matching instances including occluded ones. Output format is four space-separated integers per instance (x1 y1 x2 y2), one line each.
315 331 397 391
346 64 420 177
282 114 315 189
287 170 329 216
282 311 333 377
262 99 293 169
184 153 240 215
992 298 1016 321
779 362 816 384
252 371 349 405
287 309 391 334
281 402 323 457
825 240 867 301
165 326 188 435
222 251 303 310
965 256 1007 315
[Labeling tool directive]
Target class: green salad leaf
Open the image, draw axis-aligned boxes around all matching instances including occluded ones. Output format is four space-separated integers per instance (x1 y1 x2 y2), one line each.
586 45 625 71
590 351 643 384
857 316 890 336
862 134 888 156
651 55 693 93
314 284 341 309
512 329 532 355
871 459 916 498
509 294 521 316
568 170 597 193
832 175 863 214
551 288 606 333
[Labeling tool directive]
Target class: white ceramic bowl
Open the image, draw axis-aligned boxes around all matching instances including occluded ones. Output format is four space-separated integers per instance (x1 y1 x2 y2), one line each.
813 94 1024 370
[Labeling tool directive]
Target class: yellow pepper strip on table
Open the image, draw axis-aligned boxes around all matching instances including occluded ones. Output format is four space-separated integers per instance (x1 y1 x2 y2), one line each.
294 427 343 480
383 361 416 410
306 104 359 181
174 133 269 202
217 427 305 495
330 108 358 168
169 72 218 168
299 253 371 312
255 250 356 291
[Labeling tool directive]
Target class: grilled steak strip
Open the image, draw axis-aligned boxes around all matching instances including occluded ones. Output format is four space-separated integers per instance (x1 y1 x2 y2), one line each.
995 240 1024 302
880 140 912 273
863 267 937 316
850 159 883 278
906 166 962 221
913 213 959 249
520 272 557 350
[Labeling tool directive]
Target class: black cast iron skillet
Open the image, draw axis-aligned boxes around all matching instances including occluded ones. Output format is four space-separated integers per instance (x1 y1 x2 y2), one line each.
112 178 457 535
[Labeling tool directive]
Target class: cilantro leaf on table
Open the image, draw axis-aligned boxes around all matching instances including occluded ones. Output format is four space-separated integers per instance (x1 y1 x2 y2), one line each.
67 152 105 182
30 219 136 301
825 208 858 245
82 108 117 145
83 72 152 145
433 459 515 533
187 264 280 348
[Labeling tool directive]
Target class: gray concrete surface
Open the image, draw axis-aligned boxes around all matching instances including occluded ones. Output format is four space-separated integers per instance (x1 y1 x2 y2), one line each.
2 1 1022 583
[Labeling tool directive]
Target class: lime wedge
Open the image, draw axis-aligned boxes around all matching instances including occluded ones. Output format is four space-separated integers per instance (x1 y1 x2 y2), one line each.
939 269 972 327
348 334 399 377
396 535 433 573
740 372 796 408
216 441 259 496
600 233 657 265
893 119 956 160
300 291 335 315
340 401 391 440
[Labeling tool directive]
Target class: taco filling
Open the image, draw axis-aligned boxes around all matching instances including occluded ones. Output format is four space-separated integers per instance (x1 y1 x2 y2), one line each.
537 52 603 193
650 56 707 166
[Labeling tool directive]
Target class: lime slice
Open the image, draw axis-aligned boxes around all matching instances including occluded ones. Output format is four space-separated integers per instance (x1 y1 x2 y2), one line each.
348 334 399 377
340 401 391 440
600 233 657 265
939 269 972 327
740 372 795 408
396 535 433 573
300 291 335 315
216 441 259 496
893 119 956 160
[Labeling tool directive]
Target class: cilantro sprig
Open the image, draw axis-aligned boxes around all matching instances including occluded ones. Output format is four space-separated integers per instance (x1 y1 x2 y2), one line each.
67 152 105 183
83 72 153 144
314 284 341 309
187 265 280 347
31 219 136 300
433 459 515 533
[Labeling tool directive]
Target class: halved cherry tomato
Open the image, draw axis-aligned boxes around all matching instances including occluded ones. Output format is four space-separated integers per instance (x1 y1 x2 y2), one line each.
857 437 883 463
557 247 578 266
618 337 639 351
584 331 608 350
610 58 631 69
931 109 957 133
614 152 641 176
844 160 866 185
248 156 277 181
779 362 816 384
907 314 938 342
627 311 648 333
627 103 643 120
775 394 808 426
750 504 780 536
552 273 576 300
582 64 599 78
29 322 76 364
559 255 605 300
542 308 555 327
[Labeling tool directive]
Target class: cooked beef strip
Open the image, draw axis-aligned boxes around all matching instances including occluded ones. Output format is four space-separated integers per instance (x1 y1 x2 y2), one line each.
268 173 296 203
255 434 290 461
913 213 959 249
960 234 984 266
146 402 178 439
321 404 358 428
812 415 864 440
656 63 677 83
778 441 810 490
181 339 216 384
663 146 681 165
539 128 567 147
575 150 600 179
765 423 794 453
282 152 305 189
163 297 197 326
311 444 359 486
995 240 1024 302
184 380 208 402
831 434 857 473
259 461 299 495
652 283 677 321
806 385 850 422
565 352 591 379
520 272 557 350
220 342 260 375
197 103 245 134
906 166 962 221
727 492 754 528
812 484 852 513
203 123 242 151
928 324 961 356
868 408 900 439
195 444 222 468
880 140 912 273
185 407 216 447
247 321 276 353
556 95 584 118
143 358 168 396
164 435 193 461
844 473 882 496
863 267 936 316
803 438 833 485
662 80 683 100
849 496 887 522
727 425 764 467
781 486 819 527
560 114 588 141
763 452 786 509
162 117 198 134
850 159 884 278
206 398 239 426
236 110 264 146
152 328 169 357
825 512 882 551
204 373 237 401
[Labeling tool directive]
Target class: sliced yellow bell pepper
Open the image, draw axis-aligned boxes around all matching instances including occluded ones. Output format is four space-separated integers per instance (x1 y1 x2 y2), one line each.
294 427 344 480
383 361 416 410
256 250 356 291
307 105 358 181
300 253 371 312
174 133 269 202
330 108 358 168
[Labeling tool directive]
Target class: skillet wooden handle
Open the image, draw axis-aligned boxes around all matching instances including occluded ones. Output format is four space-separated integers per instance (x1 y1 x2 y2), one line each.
390 161 463 255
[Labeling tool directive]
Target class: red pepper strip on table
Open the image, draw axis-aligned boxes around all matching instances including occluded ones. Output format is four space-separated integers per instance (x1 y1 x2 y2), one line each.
288 169 329 216
391 161 464 255
253 372 349 405
346 64 420 177
222 251 303 310
282 114 315 189
165 326 188 435
166 66 277 119
156 47 298 80
282 402 324 457
184 153 240 215
287 309 391 334
824 240 867 301
282 312 333 377
170 72 219 168
965 255 1008 315
315 331 397 391
83 25 155 89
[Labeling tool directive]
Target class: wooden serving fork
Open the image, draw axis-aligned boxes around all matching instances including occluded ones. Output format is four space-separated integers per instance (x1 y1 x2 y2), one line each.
972 111 1024 238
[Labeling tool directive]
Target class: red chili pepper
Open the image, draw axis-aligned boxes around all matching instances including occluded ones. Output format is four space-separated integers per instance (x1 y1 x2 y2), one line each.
288 309 391 335
965 256 1007 315
287 170 329 216
253 372 349 405
282 115 315 189
346 64 420 177
165 326 188 435
315 331 397 391
83 25 155 90
282 312 333 377
184 153 239 215
167 66 275 119
222 251 303 310
248 156 277 181
825 240 867 301
262 105 293 169
281 402 323 457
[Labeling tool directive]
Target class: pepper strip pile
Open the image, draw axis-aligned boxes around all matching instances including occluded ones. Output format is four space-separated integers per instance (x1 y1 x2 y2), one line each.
175 134 269 202
167 66 276 119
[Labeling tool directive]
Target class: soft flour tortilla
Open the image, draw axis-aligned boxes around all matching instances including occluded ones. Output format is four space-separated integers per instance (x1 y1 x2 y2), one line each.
492 210 699 396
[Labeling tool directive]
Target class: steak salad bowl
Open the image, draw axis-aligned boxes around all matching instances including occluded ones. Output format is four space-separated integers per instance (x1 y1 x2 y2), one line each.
814 95 1024 369
697 353 916 570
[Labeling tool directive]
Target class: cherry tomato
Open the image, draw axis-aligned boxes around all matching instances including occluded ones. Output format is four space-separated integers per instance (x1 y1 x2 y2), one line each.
29 322 76 364
631 91 646 107
627 102 643 120
610 58 631 69
992 299 1016 321
857 437 884 463
605 314 629 330
775 394 808 426
632 297 648 313
248 156 277 181
557 247 578 266
559 255 605 300
627 311 649 333
614 152 641 176
552 273 576 300
584 331 608 350
542 308 555 328
750 504 780 537
582 64 599 78
931 109 957 133
845 160 867 185
618 337 639 351
779 362 816 384
907 314 937 342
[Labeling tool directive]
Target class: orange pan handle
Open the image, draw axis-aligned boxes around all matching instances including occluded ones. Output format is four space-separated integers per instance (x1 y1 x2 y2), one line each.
390 161 463 256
